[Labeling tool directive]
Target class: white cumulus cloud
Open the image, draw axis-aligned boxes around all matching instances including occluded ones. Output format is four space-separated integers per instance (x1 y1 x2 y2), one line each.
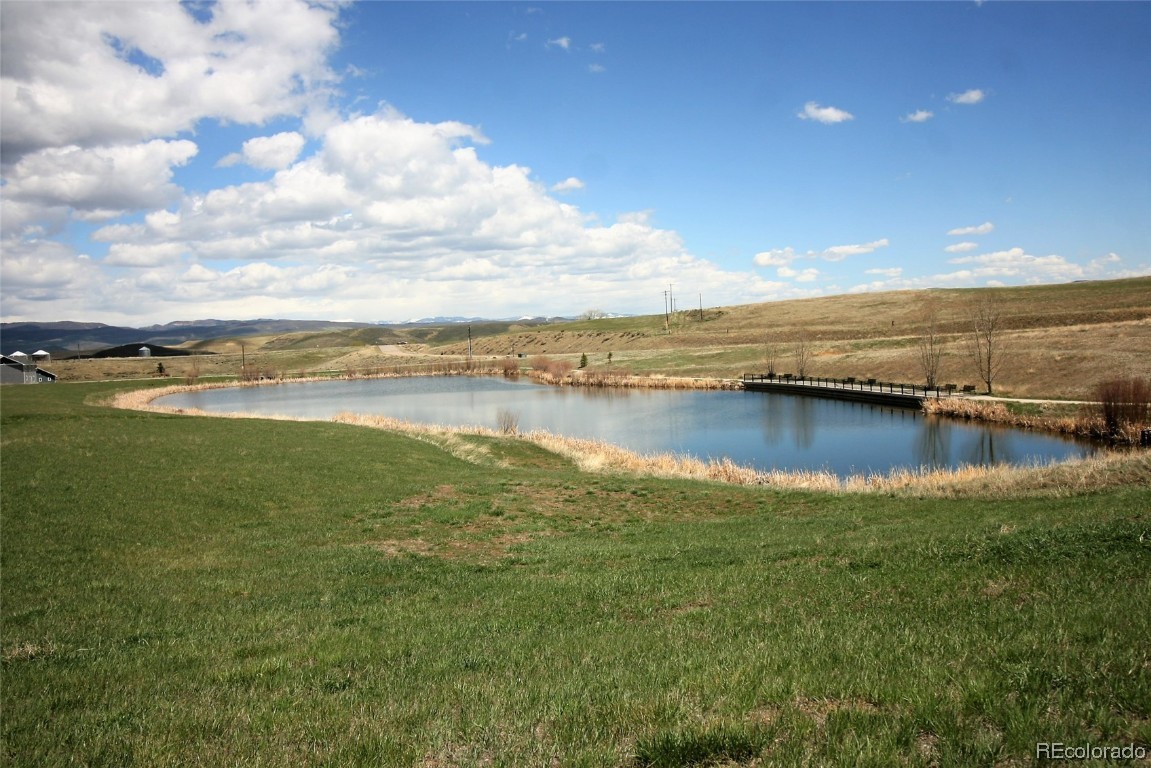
104 242 187 268
220 132 307 171
900 110 934 123
947 88 986 105
822 238 890 261
754 239 888 268
753 248 796 267
797 102 854 124
850 250 1138 295
2 139 198 226
778 266 820 282
0 0 341 159
2 2 958 324
0 239 102 292
947 221 994 236
551 177 585 193
941 247 1125 285
16 105 788 323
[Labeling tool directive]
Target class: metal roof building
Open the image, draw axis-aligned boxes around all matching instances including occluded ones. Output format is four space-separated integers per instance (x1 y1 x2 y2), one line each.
1 354 58 384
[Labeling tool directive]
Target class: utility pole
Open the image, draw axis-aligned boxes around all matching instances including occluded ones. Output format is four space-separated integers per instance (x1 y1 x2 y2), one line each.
699 293 704 322
662 290 670 331
467 325 473 362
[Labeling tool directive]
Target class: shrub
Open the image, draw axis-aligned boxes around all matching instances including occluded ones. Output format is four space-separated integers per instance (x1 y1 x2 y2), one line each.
496 408 519 435
1094 376 1151 436
548 359 574 377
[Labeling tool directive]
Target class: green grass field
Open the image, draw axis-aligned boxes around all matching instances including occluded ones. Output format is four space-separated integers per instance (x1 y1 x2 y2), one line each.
3 382 1149 766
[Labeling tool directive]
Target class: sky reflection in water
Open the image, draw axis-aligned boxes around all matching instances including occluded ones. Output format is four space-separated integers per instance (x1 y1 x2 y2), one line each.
157 376 1095 476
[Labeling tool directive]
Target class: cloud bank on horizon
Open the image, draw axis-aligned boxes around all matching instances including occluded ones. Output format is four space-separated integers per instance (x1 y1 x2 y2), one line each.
1 0 1147 325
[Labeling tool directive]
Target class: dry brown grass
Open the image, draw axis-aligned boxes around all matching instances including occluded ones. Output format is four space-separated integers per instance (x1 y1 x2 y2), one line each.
841 452 1150 498
1094 376 1151 436
924 396 1147 444
525 426 1149 498
529 369 741 390
529 355 573 378
108 381 246 412
436 279 1151 399
451 285 1107 358
692 317 1148 400
46 344 480 384
2 641 59 664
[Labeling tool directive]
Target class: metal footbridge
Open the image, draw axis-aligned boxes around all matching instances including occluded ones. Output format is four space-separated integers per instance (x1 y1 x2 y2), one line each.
741 373 968 409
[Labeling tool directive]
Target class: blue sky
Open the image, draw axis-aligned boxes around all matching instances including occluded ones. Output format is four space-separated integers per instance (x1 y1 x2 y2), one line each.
2 1 1148 325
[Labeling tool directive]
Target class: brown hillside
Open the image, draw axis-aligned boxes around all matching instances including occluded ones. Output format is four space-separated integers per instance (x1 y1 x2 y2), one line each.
41 278 1151 399
437 279 1151 399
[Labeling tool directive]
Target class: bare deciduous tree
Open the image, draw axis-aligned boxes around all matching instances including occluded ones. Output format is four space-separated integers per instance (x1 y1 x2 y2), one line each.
579 309 608 320
793 332 812 379
966 293 1008 395
764 332 781 376
916 295 945 389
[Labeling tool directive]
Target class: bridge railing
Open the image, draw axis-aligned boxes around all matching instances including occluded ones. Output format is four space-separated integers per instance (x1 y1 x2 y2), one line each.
741 373 961 400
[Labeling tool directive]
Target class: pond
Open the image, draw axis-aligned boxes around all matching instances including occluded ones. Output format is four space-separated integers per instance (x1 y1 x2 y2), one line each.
155 376 1098 476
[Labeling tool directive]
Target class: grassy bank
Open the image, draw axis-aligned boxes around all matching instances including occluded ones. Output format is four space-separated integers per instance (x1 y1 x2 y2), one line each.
3 382 1149 765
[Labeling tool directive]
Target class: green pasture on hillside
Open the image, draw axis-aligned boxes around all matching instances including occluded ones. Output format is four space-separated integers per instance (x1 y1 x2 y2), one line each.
2 382 1149 766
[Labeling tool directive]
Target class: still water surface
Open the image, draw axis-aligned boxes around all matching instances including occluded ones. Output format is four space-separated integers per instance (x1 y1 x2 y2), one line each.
157 376 1096 476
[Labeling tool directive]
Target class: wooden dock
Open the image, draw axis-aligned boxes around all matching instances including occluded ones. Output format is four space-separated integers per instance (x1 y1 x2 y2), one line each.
741 374 962 409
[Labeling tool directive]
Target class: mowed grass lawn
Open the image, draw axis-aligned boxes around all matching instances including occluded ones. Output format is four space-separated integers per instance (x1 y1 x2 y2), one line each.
2 383 1149 766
